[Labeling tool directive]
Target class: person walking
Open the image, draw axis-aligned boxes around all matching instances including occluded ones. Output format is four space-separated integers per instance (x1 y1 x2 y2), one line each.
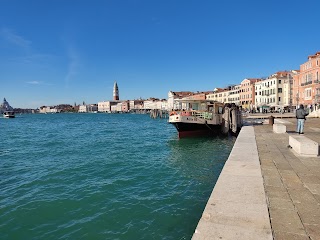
296 104 309 134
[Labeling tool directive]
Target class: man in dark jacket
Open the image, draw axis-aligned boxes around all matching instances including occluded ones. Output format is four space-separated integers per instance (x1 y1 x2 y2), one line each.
296 104 309 134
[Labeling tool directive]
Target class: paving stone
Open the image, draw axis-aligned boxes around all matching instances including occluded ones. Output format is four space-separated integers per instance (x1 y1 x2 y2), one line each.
261 166 279 174
273 231 309 240
254 118 320 239
288 188 319 204
268 197 295 211
264 185 291 200
304 224 320 240
263 175 284 188
298 175 320 184
269 207 305 235
280 172 305 190
294 202 320 225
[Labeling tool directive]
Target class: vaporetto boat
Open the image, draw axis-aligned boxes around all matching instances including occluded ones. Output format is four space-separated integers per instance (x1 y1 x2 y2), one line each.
168 100 242 138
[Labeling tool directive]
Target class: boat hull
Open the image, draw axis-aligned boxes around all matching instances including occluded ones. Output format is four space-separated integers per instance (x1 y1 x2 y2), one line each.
3 111 15 118
171 122 221 138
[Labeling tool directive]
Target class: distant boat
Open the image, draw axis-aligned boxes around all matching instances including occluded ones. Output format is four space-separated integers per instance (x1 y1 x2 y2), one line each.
3 111 15 118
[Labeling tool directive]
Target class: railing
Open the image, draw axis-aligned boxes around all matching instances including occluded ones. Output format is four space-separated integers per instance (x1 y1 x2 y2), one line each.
301 81 313 86
191 111 213 120
170 110 214 120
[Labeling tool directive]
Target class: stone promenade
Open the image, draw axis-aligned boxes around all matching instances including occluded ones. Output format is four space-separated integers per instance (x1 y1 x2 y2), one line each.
254 117 320 240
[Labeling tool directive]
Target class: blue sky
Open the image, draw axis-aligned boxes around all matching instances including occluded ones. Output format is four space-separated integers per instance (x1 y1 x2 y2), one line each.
0 0 319 108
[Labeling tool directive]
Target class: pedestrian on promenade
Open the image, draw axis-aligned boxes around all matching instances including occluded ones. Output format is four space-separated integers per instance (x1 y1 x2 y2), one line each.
296 104 309 134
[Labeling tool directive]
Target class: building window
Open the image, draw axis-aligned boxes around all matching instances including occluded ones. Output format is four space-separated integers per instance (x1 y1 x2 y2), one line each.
278 80 281 84
305 88 312 100
279 97 281 102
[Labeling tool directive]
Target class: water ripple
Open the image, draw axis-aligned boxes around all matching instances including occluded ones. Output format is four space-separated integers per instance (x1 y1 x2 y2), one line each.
0 114 235 240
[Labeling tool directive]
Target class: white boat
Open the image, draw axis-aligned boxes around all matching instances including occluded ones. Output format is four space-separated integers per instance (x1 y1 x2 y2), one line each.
3 111 15 118
168 100 242 138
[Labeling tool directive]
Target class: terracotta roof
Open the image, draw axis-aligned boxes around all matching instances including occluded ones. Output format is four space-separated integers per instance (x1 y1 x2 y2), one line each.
276 71 291 77
246 78 262 83
308 51 320 58
213 88 226 93
172 91 194 98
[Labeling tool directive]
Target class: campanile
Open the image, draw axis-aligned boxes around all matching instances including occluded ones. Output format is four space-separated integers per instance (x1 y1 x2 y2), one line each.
113 81 119 100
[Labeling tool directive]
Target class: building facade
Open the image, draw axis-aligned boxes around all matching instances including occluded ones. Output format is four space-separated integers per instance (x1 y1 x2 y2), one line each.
254 71 296 112
206 88 226 103
293 51 320 110
240 78 261 110
98 101 111 112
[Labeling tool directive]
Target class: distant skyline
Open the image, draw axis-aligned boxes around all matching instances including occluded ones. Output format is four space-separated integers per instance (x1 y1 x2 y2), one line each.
1 0 319 108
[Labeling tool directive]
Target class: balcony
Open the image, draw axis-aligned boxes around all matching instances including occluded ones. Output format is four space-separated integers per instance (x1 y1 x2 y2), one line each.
314 79 319 84
301 81 313 86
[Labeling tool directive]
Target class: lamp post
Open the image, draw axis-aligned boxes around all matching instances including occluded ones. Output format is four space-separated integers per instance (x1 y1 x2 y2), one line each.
296 92 299 108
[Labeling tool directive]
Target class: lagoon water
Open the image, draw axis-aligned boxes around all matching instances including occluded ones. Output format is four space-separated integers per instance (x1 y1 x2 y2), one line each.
0 113 235 240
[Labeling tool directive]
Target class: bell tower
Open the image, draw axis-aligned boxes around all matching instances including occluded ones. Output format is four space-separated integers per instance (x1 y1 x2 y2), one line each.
113 81 119 100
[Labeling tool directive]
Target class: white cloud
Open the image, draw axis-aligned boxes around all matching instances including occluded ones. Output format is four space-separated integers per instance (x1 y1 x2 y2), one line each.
26 81 53 86
1 27 31 49
26 81 41 85
65 46 80 88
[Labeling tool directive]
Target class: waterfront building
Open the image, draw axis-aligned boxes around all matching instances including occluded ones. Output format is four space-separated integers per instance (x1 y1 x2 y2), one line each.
207 85 241 105
240 78 261 111
98 101 122 113
98 101 111 112
121 101 130 112
183 92 208 101
129 100 144 110
160 99 168 110
78 105 87 113
225 85 241 105
39 106 59 113
113 81 119 101
206 88 227 103
109 102 122 112
167 91 194 110
282 71 298 111
39 104 77 113
143 98 166 110
78 104 98 113
254 71 296 112
293 51 320 110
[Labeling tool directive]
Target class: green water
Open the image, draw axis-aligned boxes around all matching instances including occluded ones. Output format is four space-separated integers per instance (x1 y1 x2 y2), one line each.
0 113 235 239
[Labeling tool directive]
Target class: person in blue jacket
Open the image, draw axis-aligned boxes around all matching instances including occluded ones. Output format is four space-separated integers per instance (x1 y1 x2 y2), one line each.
296 104 309 134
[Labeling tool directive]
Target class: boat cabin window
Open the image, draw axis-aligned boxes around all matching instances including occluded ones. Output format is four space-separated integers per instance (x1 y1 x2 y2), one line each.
191 103 199 110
